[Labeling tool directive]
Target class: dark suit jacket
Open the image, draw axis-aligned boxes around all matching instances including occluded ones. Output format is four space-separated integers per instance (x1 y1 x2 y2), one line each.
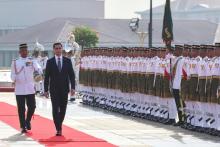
44 56 75 94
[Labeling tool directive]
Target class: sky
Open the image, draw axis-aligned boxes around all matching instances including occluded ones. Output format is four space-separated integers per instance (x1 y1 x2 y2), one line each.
105 0 174 19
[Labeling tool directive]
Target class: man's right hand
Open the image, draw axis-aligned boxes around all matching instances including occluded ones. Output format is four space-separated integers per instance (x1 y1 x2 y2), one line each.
44 92 49 98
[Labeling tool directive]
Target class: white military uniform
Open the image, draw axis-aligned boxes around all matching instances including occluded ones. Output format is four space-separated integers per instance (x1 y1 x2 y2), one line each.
212 56 220 131
151 56 160 117
39 56 48 94
71 56 80 91
172 56 184 90
160 57 169 119
40 56 48 71
11 57 42 95
164 53 178 121
172 55 184 122
182 56 192 124
32 56 43 93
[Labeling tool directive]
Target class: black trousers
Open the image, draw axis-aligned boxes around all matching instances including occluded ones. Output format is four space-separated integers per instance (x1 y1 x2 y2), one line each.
172 89 185 122
16 94 36 129
50 91 68 131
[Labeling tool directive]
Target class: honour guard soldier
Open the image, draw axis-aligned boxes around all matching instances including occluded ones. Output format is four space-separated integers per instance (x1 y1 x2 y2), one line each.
11 43 42 133
204 45 217 134
64 46 77 102
211 43 220 135
163 47 177 124
33 41 45 95
188 45 200 128
181 45 191 102
153 48 163 121
196 45 209 131
172 45 185 125
157 48 168 122
39 50 48 96
181 45 192 128
32 49 42 94
40 51 48 74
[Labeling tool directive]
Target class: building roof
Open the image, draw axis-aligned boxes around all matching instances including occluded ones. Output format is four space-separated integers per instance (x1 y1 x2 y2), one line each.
0 17 218 47
137 0 220 14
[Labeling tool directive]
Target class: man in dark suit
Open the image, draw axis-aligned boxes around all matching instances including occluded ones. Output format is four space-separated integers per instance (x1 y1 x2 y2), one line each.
44 42 75 136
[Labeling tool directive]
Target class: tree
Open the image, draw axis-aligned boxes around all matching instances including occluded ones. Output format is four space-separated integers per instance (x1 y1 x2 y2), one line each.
73 26 99 50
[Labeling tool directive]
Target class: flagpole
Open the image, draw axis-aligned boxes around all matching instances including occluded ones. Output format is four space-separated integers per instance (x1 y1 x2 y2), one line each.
162 0 173 92
148 0 152 48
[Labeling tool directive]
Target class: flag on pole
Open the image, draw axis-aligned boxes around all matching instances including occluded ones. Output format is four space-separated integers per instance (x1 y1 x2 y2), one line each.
162 0 173 49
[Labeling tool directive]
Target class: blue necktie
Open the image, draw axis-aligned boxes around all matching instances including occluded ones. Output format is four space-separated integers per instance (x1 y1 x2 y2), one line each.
58 58 61 72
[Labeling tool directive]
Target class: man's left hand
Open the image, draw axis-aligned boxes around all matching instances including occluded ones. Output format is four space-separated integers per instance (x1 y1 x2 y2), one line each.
12 82 15 87
70 89 75 96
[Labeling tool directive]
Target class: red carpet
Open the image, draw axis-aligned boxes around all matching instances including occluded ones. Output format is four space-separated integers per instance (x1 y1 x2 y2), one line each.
0 87 14 92
0 102 117 147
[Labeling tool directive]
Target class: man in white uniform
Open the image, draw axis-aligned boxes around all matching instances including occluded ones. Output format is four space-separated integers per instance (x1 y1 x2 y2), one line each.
172 45 184 125
11 43 42 133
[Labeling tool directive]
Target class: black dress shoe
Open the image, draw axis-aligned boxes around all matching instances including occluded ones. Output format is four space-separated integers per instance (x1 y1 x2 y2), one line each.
56 130 62 136
180 122 188 129
69 97 76 102
210 129 218 136
164 119 175 125
173 121 183 127
162 119 171 124
21 128 27 134
25 121 31 130
187 124 196 131
194 126 202 132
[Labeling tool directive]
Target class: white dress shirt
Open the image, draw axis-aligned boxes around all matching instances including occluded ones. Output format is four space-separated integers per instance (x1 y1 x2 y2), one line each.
55 55 63 69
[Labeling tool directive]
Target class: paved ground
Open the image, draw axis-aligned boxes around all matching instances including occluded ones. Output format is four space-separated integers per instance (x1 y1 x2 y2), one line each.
0 92 220 147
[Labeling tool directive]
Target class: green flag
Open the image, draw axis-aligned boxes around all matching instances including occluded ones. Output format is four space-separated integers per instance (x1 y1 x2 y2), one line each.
162 0 173 48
